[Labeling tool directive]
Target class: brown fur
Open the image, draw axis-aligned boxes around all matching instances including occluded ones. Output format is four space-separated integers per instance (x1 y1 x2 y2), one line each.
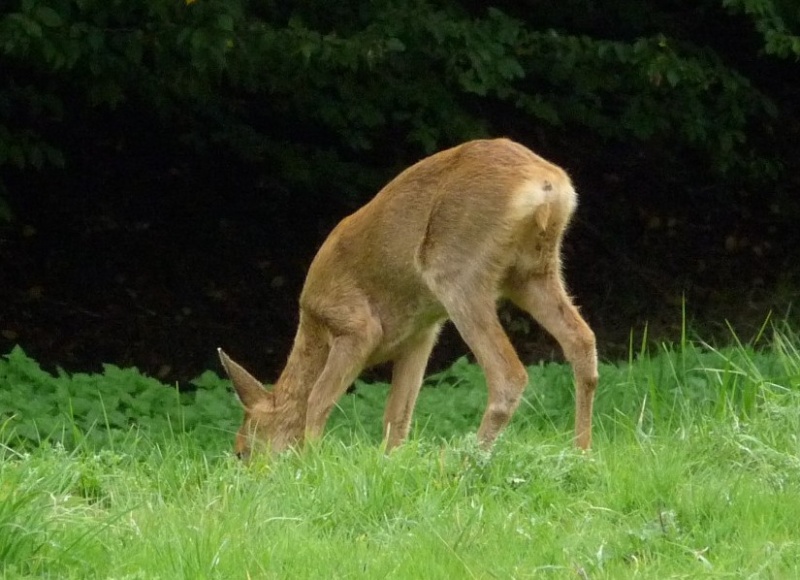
218 138 598 458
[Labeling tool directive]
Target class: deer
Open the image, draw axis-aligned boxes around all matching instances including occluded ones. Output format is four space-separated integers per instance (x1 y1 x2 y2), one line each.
218 138 598 460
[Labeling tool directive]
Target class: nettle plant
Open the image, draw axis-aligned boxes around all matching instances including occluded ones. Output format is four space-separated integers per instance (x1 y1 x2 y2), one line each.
0 346 240 452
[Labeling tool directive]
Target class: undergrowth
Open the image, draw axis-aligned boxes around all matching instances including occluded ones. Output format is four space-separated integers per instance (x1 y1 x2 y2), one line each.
0 322 799 578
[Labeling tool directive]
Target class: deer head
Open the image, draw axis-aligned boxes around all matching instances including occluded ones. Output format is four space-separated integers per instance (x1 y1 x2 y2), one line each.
218 348 289 459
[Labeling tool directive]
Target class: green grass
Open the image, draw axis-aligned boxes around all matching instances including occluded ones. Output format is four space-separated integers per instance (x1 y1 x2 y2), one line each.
1 324 800 578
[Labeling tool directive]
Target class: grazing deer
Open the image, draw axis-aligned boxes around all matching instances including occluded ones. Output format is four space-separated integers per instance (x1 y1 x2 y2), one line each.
218 138 598 459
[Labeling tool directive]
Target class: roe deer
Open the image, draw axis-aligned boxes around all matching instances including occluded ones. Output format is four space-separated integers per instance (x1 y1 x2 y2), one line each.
218 138 598 459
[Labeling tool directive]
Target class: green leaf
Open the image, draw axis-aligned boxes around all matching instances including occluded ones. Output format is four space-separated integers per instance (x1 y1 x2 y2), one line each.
217 14 234 32
9 13 42 38
300 41 315 62
386 37 405 52
497 57 524 80
190 28 206 51
124 38 143 64
36 6 62 28
666 68 680 87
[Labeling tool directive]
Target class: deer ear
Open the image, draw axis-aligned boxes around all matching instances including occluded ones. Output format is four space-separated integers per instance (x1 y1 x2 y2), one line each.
217 348 271 409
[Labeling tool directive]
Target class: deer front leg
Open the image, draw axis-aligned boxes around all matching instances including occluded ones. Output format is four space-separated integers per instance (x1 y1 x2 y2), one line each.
383 325 441 450
305 311 382 442
507 273 598 450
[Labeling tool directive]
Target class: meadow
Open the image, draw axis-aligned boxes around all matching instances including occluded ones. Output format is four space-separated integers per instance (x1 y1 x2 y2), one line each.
1 322 799 578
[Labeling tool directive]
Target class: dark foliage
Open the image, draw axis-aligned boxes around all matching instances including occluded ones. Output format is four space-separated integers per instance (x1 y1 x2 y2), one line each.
0 0 798 380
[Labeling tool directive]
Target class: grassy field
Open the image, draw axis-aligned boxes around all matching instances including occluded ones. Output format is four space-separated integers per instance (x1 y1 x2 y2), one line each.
1 324 800 578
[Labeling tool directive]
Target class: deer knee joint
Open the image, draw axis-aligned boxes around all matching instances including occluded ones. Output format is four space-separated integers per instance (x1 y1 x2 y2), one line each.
490 365 528 413
583 372 599 394
574 326 596 357
507 359 529 393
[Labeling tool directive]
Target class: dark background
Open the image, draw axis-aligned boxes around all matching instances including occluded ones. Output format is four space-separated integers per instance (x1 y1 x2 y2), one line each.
1 0 798 383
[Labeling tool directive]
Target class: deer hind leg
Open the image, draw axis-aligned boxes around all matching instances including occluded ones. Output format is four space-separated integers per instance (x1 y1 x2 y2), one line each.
506 272 598 450
432 288 529 448
304 306 382 442
383 324 441 451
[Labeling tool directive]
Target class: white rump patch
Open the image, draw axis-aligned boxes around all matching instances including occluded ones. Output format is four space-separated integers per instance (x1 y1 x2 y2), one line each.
510 179 552 222
510 175 577 227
